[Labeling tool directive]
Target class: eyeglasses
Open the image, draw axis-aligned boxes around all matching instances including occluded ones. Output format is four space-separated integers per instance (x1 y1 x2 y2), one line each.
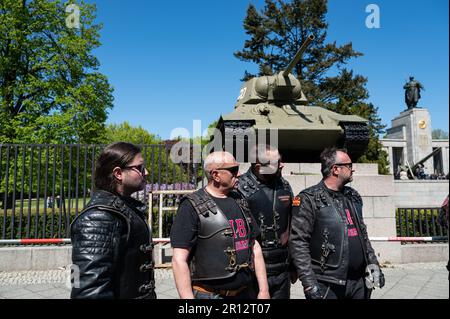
123 164 146 174
214 165 239 176
333 162 353 170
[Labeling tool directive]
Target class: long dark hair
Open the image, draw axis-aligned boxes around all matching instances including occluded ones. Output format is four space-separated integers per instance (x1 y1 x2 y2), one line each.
94 142 142 193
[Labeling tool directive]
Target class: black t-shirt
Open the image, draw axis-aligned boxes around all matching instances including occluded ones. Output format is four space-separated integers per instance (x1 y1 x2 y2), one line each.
324 187 365 279
342 197 366 278
170 193 260 290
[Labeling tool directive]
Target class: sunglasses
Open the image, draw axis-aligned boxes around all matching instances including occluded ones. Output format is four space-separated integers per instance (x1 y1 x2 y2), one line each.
214 165 239 176
333 162 353 169
123 164 146 174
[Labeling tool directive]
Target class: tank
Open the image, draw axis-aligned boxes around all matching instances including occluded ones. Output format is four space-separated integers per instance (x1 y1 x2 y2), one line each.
216 35 369 162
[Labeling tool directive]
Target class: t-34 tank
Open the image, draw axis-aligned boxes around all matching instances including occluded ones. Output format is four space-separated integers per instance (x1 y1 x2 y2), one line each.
216 35 369 162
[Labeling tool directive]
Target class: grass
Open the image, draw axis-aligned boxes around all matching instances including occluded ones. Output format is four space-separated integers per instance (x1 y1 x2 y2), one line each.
1 198 90 216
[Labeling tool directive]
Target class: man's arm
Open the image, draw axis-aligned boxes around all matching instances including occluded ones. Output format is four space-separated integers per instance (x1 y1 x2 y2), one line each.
288 194 319 291
252 240 270 299
70 210 123 299
172 247 194 299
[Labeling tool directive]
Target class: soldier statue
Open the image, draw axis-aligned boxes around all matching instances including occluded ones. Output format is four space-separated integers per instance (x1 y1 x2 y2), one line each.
403 76 424 109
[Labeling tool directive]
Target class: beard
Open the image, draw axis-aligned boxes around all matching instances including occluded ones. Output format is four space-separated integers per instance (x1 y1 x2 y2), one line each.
130 176 147 194
343 174 353 185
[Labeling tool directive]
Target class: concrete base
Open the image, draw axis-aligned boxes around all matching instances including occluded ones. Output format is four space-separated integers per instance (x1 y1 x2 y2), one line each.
393 180 449 207
372 242 402 264
1 242 448 271
0 246 71 272
400 243 449 264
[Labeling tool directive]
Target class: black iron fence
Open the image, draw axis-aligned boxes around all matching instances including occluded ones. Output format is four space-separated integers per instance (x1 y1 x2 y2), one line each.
0 143 203 240
396 207 448 241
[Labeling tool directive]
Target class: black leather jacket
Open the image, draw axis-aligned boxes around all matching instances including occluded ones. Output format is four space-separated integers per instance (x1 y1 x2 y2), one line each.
70 190 156 299
289 181 379 288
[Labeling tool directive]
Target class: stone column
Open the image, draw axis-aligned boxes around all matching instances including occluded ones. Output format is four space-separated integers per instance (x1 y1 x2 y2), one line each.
387 146 394 174
388 108 434 174
443 146 449 175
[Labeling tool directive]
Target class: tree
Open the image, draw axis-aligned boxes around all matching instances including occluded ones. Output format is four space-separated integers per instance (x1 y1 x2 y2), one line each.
234 0 389 173
104 122 160 145
432 129 449 140
103 122 196 186
0 0 113 144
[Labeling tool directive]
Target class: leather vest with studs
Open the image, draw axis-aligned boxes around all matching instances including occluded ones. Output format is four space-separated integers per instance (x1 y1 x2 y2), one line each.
182 188 255 281
237 169 293 275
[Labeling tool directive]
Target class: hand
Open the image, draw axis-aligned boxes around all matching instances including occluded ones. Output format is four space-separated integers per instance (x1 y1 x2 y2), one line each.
257 290 271 299
304 285 324 299
376 270 385 289
365 264 385 289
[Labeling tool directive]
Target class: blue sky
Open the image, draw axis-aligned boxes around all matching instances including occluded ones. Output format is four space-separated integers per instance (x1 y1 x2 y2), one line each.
87 0 449 139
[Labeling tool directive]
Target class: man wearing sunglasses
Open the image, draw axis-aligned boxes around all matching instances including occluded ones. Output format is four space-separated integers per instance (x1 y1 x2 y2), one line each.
237 144 294 299
289 147 384 299
171 151 270 299
71 142 156 299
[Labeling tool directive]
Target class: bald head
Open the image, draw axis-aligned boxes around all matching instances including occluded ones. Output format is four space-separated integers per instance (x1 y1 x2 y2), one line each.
204 151 237 180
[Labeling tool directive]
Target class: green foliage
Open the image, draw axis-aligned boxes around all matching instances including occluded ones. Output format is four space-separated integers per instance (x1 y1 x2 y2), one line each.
0 0 113 143
396 208 448 239
234 0 388 172
432 129 449 140
0 211 77 239
0 144 96 199
103 122 200 186
104 122 160 145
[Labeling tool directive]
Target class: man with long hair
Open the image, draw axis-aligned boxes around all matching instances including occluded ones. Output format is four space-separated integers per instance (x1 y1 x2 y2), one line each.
70 142 156 299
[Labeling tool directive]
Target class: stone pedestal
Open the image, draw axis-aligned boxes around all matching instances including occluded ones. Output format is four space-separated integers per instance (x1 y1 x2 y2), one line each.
386 108 434 174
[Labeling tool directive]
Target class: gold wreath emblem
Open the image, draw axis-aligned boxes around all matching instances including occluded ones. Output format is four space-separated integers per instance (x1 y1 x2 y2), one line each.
418 120 426 129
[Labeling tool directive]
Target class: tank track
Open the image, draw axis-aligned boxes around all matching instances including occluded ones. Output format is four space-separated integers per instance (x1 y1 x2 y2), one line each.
339 122 370 160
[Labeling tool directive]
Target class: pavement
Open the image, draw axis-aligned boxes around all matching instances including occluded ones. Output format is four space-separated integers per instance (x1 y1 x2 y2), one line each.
0 262 448 299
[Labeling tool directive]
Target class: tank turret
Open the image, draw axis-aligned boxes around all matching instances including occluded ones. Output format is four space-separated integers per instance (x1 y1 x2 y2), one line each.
217 35 369 162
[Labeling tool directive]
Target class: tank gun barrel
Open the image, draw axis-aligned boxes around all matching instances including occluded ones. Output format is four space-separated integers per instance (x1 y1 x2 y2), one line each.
282 34 315 77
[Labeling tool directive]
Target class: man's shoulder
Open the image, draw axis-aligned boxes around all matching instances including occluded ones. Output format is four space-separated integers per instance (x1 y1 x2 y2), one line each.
298 182 324 196
181 188 207 203
236 170 259 198
343 185 361 196
343 186 362 203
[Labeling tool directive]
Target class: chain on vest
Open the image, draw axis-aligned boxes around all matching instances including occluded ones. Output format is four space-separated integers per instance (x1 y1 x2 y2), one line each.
238 171 292 249
237 170 292 274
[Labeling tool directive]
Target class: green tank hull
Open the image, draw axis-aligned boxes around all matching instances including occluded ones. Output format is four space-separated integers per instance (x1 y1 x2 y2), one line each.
216 35 369 162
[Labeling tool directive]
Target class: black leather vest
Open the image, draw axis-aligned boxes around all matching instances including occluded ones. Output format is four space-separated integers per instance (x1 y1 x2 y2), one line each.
237 169 293 275
304 183 368 276
76 191 156 299
183 188 255 281
308 189 346 273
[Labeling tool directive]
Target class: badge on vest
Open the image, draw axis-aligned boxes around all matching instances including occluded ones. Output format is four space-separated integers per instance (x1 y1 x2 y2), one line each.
292 196 301 207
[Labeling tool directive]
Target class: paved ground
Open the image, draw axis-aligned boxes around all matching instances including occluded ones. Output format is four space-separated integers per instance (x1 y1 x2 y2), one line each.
0 262 448 299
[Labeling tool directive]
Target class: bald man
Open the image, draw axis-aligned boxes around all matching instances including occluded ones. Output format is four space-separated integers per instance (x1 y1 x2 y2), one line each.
170 151 270 299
